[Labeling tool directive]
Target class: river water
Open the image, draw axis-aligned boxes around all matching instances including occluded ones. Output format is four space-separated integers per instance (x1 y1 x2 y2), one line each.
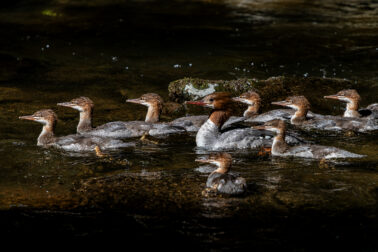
0 0 377 250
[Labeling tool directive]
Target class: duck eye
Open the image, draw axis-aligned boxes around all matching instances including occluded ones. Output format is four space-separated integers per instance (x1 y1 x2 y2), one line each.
209 98 214 102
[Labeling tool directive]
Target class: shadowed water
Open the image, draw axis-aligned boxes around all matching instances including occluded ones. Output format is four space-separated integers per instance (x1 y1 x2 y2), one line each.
0 0 377 250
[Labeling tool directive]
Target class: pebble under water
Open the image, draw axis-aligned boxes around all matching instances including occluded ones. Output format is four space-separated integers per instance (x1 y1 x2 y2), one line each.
0 0 377 250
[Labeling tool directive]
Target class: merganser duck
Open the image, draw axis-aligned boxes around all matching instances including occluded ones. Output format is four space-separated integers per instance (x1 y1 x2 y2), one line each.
173 93 266 133
127 93 215 132
232 91 262 118
19 109 132 152
232 91 318 123
196 152 246 195
172 110 251 134
324 89 378 119
253 119 365 159
57 96 94 134
272 96 378 132
57 94 186 138
186 92 302 150
172 101 257 133
126 93 163 123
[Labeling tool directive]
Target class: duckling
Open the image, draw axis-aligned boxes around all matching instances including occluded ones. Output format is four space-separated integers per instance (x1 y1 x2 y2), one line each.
324 89 378 118
19 109 132 152
253 119 365 159
58 94 186 138
196 152 247 195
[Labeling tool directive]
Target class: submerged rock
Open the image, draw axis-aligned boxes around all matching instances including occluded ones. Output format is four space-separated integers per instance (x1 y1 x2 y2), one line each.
168 76 354 112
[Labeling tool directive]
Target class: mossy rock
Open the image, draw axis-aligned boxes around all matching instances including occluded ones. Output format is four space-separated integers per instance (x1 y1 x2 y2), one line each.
168 76 353 112
168 77 258 102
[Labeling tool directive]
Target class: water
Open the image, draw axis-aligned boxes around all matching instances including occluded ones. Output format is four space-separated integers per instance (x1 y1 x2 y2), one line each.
0 0 377 250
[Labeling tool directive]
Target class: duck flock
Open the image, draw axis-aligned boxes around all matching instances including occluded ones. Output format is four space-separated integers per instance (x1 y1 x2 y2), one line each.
19 88 378 196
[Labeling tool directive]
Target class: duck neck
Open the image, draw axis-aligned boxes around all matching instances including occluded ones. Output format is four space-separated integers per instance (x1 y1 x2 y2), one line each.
213 164 230 174
291 107 308 125
145 104 161 123
271 129 288 155
244 104 259 118
196 109 232 148
209 109 233 128
78 109 93 133
38 122 56 146
344 100 360 118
